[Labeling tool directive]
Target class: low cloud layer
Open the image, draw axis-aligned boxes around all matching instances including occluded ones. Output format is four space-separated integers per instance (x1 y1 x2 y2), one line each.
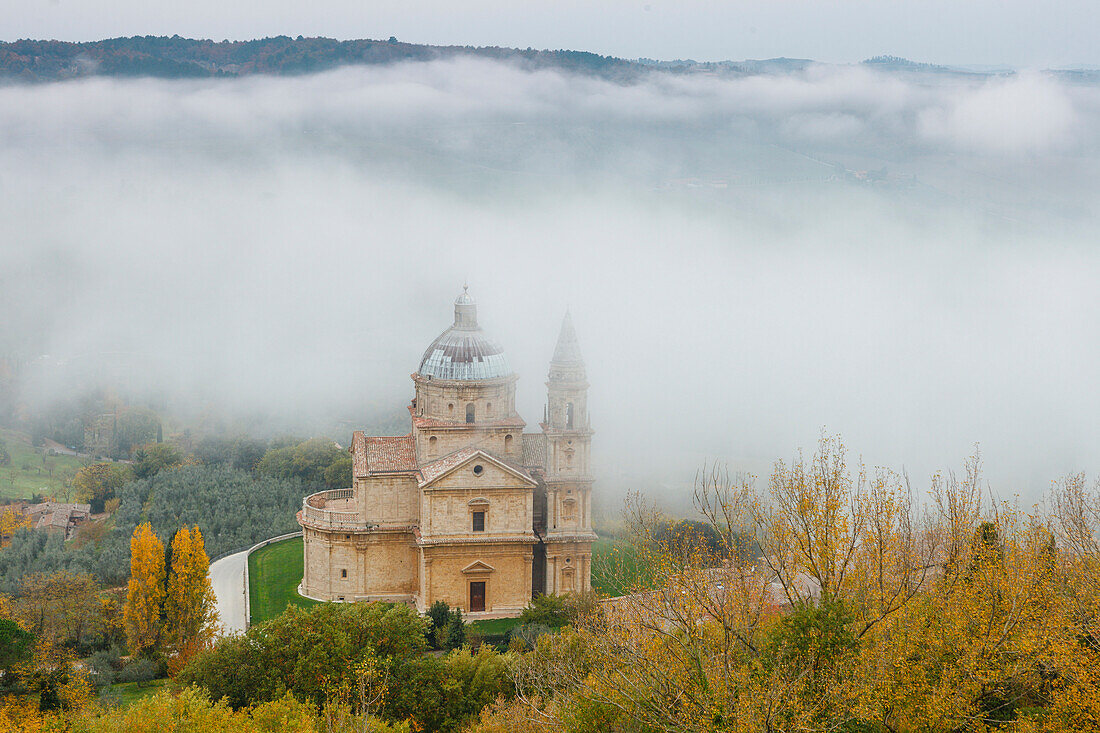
3 60 1100 503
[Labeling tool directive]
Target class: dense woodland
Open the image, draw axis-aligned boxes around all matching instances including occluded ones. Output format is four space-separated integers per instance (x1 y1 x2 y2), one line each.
0 36 641 82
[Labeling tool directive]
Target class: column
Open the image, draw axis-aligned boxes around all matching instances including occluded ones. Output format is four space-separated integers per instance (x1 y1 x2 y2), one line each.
358 538 367 597
524 554 534 599
422 556 433 608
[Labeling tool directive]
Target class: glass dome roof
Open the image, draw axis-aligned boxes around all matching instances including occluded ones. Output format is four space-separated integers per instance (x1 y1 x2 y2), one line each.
417 288 512 381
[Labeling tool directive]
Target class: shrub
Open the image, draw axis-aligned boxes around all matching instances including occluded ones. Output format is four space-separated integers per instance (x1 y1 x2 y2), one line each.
518 593 570 627
181 602 514 732
86 647 121 689
517 592 596 629
180 602 429 709
507 623 553 651
446 609 466 649
426 601 466 650
116 657 160 685
0 618 32 683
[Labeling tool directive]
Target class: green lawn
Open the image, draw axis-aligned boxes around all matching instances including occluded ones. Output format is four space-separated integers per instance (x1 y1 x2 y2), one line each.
591 536 655 596
0 428 89 500
248 536 321 625
106 678 177 707
468 616 524 635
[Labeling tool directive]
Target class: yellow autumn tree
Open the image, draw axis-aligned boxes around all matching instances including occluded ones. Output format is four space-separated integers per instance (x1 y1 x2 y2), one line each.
164 525 218 654
123 522 165 655
71 462 131 513
0 508 31 549
476 435 1100 733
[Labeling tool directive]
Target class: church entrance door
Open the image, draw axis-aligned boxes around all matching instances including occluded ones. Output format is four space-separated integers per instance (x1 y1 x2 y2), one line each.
469 581 486 612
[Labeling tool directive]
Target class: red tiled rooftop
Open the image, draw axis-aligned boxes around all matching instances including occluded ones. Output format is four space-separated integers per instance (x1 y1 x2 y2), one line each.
418 446 480 486
418 447 534 488
351 431 418 477
521 433 546 469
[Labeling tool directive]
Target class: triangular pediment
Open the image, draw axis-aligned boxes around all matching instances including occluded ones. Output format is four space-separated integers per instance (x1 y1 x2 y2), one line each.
419 448 537 489
461 560 496 575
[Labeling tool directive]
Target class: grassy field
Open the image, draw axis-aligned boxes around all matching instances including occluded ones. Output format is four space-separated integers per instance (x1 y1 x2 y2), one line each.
591 535 655 596
248 536 321 625
0 428 89 500
468 616 524 635
106 678 177 707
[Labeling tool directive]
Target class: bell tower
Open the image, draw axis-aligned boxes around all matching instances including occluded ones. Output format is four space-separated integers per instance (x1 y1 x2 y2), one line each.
541 311 596 594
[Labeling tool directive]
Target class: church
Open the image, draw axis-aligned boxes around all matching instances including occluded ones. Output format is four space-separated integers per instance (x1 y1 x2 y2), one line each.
298 288 597 618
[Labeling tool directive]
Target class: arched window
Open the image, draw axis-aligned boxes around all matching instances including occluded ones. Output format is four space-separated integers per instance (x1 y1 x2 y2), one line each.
504 434 513 453
566 402 575 429
429 436 438 454
448 403 454 415
486 402 493 416
466 403 475 423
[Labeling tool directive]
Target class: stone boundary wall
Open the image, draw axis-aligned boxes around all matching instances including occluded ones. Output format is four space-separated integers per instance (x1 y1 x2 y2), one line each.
242 531 304 629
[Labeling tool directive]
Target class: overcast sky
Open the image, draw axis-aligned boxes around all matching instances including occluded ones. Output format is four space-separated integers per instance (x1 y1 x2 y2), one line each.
5 0 1100 68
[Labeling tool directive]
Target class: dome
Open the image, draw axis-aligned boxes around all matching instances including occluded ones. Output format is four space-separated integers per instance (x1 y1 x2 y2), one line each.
418 288 512 381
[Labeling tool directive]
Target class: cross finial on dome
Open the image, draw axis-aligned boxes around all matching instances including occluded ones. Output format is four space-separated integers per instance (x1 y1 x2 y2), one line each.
454 283 475 306
453 284 477 327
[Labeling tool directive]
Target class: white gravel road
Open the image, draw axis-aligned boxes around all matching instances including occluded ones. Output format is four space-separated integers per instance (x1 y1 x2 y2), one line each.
209 549 250 635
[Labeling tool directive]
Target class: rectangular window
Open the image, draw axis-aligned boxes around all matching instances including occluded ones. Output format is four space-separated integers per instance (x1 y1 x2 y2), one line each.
472 511 485 532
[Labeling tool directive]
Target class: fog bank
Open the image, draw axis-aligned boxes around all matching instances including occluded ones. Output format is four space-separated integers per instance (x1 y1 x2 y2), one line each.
3 60 1099 503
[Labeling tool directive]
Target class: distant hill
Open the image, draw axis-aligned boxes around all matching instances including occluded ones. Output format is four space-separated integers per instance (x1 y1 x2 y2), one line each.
636 57 814 74
3 37 1090 85
0 35 643 82
861 55 950 72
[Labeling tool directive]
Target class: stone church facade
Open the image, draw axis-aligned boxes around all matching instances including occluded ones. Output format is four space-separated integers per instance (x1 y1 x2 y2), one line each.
298 288 597 618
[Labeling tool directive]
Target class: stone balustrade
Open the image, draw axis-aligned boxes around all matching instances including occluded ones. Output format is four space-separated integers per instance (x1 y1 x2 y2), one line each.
300 488 367 530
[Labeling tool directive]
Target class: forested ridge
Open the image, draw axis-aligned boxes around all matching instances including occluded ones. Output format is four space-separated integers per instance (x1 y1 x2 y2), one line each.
0 35 641 82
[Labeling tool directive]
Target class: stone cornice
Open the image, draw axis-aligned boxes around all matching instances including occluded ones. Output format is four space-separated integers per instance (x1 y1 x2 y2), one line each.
416 534 539 547
542 531 599 543
412 372 519 388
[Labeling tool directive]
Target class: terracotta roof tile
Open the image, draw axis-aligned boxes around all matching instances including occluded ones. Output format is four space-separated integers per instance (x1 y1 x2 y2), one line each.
417 447 534 488
521 433 546 469
418 447 480 486
351 432 418 477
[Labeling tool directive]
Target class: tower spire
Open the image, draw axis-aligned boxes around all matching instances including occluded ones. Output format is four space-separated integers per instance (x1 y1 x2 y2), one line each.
551 310 584 365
